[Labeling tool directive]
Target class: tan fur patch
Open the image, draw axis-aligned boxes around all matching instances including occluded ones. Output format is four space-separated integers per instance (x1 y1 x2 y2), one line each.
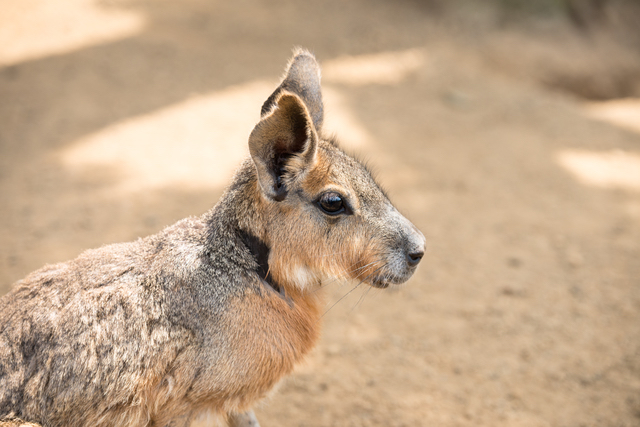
215 285 322 413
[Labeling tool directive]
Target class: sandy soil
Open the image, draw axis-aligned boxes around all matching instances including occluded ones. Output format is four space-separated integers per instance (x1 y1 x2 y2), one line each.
1 1 640 426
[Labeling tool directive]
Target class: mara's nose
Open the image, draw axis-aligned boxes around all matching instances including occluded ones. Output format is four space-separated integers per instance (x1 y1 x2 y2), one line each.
406 250 424 267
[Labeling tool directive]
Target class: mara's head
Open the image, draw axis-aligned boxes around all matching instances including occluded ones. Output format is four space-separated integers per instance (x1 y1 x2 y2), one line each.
245 49 425 291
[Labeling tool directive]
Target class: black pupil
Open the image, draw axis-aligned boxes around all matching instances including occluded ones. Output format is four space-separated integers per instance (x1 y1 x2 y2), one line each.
320 193 344 214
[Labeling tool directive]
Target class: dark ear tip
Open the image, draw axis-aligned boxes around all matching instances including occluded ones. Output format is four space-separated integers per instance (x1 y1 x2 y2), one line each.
286 50 321 80
292 46 316 59
291 47 318 63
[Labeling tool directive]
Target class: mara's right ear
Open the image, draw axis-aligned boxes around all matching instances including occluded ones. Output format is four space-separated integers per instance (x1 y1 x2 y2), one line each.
249 92 318 201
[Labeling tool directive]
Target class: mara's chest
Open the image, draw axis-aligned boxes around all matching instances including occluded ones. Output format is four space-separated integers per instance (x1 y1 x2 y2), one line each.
205 286 323 410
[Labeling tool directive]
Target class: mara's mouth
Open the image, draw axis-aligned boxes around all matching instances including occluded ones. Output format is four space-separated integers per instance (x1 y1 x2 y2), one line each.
370 278 390 289
352 258 419 289
368 271 414 289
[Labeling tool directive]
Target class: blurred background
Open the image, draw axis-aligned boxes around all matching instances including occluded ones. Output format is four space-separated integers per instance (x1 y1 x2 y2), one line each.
1 0 639 425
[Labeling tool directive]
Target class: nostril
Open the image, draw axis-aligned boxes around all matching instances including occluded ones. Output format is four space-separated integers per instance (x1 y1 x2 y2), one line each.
406 250 424 267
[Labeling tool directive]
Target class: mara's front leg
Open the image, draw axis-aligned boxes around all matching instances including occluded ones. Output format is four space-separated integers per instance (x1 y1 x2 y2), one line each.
226 410 260 427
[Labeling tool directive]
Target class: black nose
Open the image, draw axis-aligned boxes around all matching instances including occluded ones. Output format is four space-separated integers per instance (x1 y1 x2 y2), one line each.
406 250 424 267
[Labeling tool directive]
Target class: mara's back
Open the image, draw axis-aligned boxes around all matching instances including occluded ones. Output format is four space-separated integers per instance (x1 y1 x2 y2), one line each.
0 216 223 425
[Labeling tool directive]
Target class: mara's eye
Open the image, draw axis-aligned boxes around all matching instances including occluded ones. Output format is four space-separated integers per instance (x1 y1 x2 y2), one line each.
317 192 346 215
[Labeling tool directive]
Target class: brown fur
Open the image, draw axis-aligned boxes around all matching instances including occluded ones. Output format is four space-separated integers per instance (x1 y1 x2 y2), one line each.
0 49 425 427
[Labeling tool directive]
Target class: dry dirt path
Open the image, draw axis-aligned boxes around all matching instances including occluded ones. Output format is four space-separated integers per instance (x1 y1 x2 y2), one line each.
1 1 639 426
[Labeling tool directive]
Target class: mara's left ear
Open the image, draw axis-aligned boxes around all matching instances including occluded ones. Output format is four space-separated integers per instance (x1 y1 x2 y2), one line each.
249 91 318 201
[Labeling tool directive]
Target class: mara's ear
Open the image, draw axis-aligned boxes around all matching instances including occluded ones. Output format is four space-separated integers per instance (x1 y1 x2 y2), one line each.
249 92 318 201
261 48 323 132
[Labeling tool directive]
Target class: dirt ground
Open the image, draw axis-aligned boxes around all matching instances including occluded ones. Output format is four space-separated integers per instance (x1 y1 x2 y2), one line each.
1 1 640 426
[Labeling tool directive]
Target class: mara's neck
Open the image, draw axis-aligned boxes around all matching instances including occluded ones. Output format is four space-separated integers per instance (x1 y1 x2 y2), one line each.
202 159 323 298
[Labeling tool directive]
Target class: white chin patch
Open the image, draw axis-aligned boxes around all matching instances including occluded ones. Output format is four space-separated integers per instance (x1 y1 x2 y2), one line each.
289 265 317 290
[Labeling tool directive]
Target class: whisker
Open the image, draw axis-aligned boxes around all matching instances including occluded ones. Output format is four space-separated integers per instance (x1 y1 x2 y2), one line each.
311 258 376 294
350 285 373 314
310 276 341 295
319 263 387 319
351 261 379 275
356 265 387 290
309 265 356 295
320 281 365 319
